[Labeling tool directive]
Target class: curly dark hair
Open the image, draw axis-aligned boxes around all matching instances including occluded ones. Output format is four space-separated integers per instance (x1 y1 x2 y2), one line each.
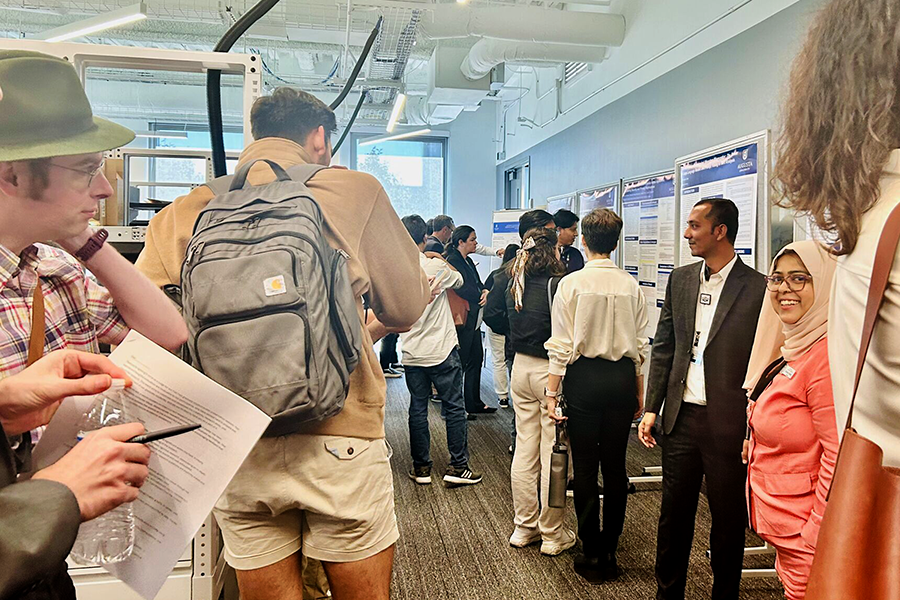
251 87 337 145
773 0 900 255
507 227 566 278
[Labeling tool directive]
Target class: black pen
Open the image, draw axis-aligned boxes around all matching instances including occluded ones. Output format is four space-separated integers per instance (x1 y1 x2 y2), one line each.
127 424 202 444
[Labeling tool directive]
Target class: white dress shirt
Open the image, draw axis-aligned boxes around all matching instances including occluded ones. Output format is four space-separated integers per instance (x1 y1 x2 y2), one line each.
683 253 738 405
545 258 649 377
400 253 464 368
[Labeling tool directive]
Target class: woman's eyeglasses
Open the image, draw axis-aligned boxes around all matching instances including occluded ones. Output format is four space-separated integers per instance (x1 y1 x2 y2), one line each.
765 273 812 292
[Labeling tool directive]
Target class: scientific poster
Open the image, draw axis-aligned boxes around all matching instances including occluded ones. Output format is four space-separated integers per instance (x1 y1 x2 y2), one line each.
492 209 529 252
577 183 619 261
678 142 758 267
547 193 576 214
621 172 675 312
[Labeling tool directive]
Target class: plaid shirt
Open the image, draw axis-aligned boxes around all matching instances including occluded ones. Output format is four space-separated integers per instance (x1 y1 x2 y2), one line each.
0 242 128 379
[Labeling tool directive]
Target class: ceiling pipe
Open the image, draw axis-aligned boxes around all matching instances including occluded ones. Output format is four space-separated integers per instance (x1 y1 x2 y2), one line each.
461 39 608 81
419 5 625 47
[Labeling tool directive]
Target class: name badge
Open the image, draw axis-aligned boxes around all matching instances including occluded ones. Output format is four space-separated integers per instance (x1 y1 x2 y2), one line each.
700 293 712 305
781 365 796 379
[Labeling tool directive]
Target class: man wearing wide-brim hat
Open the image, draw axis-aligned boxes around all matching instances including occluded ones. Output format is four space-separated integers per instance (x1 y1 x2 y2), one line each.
0 49 188 599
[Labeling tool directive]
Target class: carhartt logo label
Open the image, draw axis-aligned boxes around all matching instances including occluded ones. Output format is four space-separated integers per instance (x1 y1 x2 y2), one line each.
264 275 287 296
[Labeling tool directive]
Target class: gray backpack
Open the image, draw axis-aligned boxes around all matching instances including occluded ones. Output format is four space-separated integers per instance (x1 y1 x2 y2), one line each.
181 159 362 437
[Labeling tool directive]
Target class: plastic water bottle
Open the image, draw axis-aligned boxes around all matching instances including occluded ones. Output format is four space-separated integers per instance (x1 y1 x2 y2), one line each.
69 379 136 565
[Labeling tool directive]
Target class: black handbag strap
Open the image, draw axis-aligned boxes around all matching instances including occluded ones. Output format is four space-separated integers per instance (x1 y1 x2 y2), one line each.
749 357 788 402
847 202 900 430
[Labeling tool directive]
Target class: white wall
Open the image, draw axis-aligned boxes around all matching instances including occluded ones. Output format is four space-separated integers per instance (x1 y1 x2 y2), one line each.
499 0 806 161
447 103 499 280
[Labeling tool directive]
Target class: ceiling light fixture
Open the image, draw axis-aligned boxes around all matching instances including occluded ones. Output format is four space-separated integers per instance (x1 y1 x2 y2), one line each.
386 92 407 133
34 2 147 42
359 128 432 147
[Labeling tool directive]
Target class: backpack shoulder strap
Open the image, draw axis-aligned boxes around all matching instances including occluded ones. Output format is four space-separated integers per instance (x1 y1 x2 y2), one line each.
286 164 327 185
547 276 560 308
204 175 235 197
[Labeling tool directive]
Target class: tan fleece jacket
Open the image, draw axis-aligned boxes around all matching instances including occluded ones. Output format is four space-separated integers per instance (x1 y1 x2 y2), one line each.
136 137 430 439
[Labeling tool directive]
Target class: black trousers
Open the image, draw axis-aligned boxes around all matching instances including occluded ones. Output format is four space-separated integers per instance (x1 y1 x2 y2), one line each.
379 332 398 370
455 315 483 413
565 356 637 558
655 403 747 600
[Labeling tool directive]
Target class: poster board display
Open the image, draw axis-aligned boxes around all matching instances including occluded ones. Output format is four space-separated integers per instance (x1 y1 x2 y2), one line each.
577 182 620 264
675 131 770 271
492 209 528 256
793 214 838 247
621 171 676 330
547 193 576 215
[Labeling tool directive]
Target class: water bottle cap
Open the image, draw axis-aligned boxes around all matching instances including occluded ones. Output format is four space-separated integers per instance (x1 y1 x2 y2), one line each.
108 378 127 391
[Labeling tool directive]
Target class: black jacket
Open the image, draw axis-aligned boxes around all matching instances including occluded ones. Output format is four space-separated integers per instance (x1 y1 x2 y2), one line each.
445 250 485 315
1 428 80 600
505 274 560 360
560 245 585 274
646 258 765 449
484 267 511 336
424 235 445 254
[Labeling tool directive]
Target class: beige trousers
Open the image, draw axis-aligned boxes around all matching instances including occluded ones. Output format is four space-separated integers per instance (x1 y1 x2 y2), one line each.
509 353 567 542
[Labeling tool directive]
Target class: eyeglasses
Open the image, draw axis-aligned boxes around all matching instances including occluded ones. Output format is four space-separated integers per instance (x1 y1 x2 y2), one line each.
47 160 105 188
765 273 812 292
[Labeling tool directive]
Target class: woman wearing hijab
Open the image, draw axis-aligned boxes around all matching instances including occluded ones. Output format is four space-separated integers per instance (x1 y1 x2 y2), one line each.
743 240 840 600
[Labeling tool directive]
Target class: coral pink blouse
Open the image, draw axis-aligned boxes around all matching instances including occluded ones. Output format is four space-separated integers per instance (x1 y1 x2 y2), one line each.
747 337 839 546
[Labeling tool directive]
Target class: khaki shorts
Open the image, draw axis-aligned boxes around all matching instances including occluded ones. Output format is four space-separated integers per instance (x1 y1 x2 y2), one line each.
213 433 398 570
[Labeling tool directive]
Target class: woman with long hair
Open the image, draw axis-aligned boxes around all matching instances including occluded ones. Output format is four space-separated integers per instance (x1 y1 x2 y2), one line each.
545 209 648 583
444 226 497 417
774 0 900 467
743 241 840 600
505 227 576 557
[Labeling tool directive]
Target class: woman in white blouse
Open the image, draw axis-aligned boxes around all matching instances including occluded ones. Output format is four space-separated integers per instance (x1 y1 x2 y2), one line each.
545 208 649 584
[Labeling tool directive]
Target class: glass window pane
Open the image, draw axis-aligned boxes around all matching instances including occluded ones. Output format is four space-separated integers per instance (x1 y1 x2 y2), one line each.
84 68 244 149
355 138 444 218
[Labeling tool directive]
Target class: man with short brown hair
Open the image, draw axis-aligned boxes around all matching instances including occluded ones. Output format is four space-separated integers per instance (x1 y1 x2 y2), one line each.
137 87 430 600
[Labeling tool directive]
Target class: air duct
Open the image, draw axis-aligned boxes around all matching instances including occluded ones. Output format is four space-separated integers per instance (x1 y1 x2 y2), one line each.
419 5 625 47
461 39 608 81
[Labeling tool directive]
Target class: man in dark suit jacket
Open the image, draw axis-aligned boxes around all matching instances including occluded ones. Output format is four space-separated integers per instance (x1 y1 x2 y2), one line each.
639 198 765 600
0 350 150 600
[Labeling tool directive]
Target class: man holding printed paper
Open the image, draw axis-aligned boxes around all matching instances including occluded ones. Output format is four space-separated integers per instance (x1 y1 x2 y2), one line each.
0 350 150 600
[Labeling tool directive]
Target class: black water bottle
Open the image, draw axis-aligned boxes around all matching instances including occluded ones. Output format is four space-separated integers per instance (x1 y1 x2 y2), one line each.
548 419 569 508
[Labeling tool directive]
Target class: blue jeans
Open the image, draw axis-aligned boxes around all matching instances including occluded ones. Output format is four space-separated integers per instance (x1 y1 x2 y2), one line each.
405 348 469 469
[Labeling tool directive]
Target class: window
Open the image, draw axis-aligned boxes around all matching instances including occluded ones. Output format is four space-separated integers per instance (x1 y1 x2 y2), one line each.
352 136 446 218
564 62 590 85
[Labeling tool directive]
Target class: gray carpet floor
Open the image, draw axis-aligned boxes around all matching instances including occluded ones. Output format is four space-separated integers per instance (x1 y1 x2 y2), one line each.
385 367 785 600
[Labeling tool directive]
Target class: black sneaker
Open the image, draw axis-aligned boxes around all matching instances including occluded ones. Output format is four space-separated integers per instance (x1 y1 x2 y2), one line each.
383 367 402 379
390 363 405 372
408 465 432 485
498 397 510 408
443 465 483 486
